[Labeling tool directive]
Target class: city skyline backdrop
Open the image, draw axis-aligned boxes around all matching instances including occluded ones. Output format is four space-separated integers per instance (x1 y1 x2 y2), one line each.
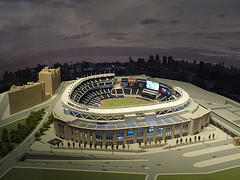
0 0 240 77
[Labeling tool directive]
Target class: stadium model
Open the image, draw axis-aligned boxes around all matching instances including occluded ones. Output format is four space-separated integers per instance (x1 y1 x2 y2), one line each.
54 73 210 145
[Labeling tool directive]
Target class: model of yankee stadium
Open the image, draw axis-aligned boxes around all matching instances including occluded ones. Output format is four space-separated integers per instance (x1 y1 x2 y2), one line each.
54 73 210 145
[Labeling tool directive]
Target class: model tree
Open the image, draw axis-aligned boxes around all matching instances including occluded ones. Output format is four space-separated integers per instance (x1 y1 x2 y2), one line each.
39 127 45 135
34 132 41 140
0 142 7 157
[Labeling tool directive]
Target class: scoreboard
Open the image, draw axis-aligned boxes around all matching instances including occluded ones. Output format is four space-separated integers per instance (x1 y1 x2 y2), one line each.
146 80 159 91
121 78 128 87
127 78 137 87
121 77 172 96
121 78 146 88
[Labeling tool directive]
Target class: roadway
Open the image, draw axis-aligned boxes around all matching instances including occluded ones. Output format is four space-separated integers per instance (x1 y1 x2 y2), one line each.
2 138 239 180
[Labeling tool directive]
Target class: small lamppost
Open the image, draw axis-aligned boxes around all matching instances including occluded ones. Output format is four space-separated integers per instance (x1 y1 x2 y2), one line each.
50 136 52 153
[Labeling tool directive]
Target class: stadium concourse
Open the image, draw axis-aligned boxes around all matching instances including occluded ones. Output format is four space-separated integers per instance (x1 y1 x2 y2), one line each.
53 73 210 146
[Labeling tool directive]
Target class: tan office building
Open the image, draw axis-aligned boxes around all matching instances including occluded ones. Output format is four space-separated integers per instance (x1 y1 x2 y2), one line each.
39 67 61 96
8 82 45 115
8 67 61 115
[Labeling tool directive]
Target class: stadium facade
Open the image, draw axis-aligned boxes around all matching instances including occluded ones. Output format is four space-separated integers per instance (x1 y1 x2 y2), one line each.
54 73 210 145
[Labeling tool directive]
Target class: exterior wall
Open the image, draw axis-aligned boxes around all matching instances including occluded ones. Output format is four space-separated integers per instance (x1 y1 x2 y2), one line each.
54 112 210 145
39 67 61 96
8 82 45 115
190 112 211 135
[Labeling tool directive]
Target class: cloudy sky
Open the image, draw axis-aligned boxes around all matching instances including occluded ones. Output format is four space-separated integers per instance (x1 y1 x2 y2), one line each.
0 0 240 75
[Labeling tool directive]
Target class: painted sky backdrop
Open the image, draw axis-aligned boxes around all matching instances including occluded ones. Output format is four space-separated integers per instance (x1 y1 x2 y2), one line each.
0 0 240 76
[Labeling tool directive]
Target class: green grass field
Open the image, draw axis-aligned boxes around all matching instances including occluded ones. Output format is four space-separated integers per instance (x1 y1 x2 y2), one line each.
1 168 146 180
101 98 150 108
157 166 240 180
43 105 50 110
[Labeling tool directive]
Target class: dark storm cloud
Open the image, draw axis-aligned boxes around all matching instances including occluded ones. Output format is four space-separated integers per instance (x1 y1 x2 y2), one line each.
64 33 92 39
216 14 227 18
115 36 125 40
101 32 128 41
0 0 39 2
193 32 208 37
104 32 128 36
227 46 240 51
218 31 240 39
0 29 8 35
0 25 45 35
71 0 92 3
140 18 161 25
48 1 74 8
200 27 209 30
47 0 92 8
169 20 182 24
156 32 183 37
207 36 224 40
14 25 45 32
193 31 240 40
232 31 240 36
